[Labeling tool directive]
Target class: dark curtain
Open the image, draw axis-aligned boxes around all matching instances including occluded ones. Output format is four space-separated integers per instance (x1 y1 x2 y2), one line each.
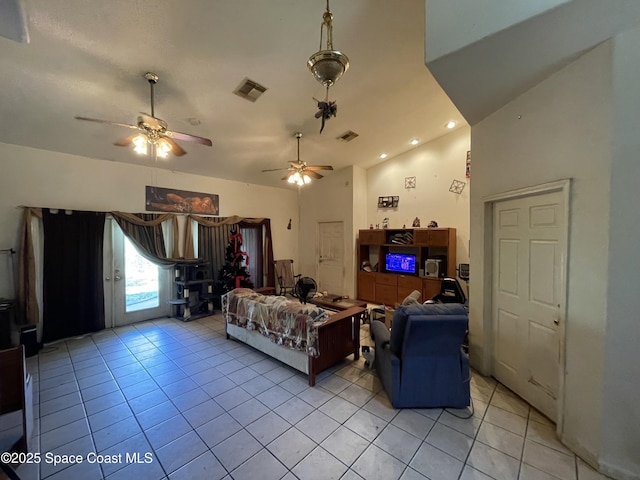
198 223 234 283
196 218 274 288
42 209 106 342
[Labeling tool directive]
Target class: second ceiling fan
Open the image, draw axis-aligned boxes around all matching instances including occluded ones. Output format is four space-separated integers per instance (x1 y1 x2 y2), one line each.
262 132 333 186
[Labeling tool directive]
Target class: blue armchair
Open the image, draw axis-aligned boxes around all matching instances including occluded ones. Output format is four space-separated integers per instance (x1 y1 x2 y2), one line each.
371 303 470 408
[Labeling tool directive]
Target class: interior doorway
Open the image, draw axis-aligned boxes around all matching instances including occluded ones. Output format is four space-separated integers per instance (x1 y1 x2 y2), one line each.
317 221 344 295
104 219 171 328
489 182 569 422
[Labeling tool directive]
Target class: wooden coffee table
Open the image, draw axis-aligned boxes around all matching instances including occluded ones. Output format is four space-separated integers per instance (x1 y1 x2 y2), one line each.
308 295 368 363
308 295 368 312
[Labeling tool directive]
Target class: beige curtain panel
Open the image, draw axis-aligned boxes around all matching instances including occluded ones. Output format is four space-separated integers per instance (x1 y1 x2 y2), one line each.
111 212 181 267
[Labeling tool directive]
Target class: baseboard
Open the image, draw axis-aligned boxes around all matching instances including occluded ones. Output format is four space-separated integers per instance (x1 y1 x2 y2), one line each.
560 434 599 471
560 434 640 480
600 460 640 480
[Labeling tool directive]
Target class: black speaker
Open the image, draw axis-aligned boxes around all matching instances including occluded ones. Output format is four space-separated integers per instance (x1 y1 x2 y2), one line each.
20 326 38 357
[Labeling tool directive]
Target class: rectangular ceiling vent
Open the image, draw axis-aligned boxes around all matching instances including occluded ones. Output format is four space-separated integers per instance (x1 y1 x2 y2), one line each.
337 130 359 142
233 77 267 102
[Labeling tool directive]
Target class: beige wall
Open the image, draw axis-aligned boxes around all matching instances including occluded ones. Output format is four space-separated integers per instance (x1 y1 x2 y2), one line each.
297 166 356 298
297 126 472 299
0 142 299 296
425 0 569 62
471 42 613 466
366 127 471 266
600 25 640 479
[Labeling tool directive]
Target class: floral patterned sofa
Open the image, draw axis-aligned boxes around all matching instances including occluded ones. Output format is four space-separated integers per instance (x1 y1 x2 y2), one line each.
223 288 365 386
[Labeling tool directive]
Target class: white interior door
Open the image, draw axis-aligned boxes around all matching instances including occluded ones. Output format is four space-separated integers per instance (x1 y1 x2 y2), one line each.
104 219 171 327
492 190 566 420
317 221 344 295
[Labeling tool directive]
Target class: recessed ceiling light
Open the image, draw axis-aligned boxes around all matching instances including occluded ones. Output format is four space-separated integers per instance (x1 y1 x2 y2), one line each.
446 121 456 129
379 153 388 159
410 139 419 145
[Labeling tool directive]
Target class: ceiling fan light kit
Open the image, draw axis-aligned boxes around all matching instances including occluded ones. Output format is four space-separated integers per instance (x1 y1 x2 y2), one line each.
261 132 334 187
75 72 212 159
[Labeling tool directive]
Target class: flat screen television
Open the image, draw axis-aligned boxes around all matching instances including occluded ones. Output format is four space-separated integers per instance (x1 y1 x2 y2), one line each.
385 253 417 275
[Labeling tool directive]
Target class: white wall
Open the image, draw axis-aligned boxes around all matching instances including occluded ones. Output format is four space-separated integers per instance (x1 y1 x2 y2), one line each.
366 127 471 265
298 167 356 298
353 165 368 278
471 43 613 466
297 129 472 301
600 25 640 480
425 0 569 62
0 142 299 295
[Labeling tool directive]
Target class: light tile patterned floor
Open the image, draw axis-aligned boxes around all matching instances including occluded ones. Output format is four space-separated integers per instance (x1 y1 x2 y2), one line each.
13 314 610 480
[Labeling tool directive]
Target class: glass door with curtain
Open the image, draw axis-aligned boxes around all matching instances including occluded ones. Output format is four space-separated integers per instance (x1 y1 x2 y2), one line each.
104 219 171 327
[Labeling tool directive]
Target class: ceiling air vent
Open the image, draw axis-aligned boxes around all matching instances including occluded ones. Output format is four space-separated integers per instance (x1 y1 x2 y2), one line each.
233 78 268 102
337 130 359 142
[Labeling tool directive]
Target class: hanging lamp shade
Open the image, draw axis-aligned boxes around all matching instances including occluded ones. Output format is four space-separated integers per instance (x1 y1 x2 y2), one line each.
308 50 349 88
308 4 349 88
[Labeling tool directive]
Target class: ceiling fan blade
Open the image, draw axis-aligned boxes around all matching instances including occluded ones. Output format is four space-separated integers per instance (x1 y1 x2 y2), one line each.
113 134 139 147
306 165 334 171
262 168 289 173
306 170 323 179
75 116 139 130
165 129 213 147
162 136 187 157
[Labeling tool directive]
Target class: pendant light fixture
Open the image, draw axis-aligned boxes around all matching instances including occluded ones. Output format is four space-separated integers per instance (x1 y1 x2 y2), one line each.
307 0 349 89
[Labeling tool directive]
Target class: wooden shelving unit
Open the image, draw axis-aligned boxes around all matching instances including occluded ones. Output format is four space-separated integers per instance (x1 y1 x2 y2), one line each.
357 227 456 305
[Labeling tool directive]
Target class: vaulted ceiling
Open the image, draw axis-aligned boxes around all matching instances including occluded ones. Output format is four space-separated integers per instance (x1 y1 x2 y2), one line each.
0 0 464 188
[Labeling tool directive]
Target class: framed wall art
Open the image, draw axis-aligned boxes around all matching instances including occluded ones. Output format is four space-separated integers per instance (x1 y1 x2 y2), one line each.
377 196 399 208
146 186 219 215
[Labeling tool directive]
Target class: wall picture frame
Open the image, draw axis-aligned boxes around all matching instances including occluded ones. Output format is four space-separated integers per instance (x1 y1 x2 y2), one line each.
377 196 399 208
146 186 219 215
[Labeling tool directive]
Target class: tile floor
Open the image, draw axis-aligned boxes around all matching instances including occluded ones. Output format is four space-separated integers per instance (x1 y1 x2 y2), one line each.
11 314 610 480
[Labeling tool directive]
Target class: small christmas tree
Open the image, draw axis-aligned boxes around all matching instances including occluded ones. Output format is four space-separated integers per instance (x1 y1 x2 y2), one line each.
216 227 253 293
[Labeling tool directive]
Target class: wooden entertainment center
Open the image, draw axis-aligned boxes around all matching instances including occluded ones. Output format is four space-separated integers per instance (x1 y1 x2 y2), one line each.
357 227 456 305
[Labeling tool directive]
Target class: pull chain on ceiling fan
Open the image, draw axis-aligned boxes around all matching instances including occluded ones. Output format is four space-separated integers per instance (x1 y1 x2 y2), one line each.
75 72 212 159
261 132 333 186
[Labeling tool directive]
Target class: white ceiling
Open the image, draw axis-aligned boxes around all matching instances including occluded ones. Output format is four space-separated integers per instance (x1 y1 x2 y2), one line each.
0 0 464 189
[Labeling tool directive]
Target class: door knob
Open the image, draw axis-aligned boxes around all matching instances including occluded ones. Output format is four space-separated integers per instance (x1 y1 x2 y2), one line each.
553 318 559 325
105 276 111 281
114 275 122 281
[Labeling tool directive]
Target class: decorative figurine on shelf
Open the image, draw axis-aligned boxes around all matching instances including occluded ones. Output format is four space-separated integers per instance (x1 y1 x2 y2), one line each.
412 217 421 227
369 224 374 229
375 224 380 229
382 217 389 229
428 220 438 228
403 224 406 229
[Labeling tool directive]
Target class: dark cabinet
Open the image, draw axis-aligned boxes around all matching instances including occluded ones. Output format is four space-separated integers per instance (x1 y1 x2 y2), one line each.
169 261 214 321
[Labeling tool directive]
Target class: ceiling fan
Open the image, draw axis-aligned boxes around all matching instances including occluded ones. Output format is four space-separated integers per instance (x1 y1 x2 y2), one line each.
75 72 212 158
262 132 333 186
